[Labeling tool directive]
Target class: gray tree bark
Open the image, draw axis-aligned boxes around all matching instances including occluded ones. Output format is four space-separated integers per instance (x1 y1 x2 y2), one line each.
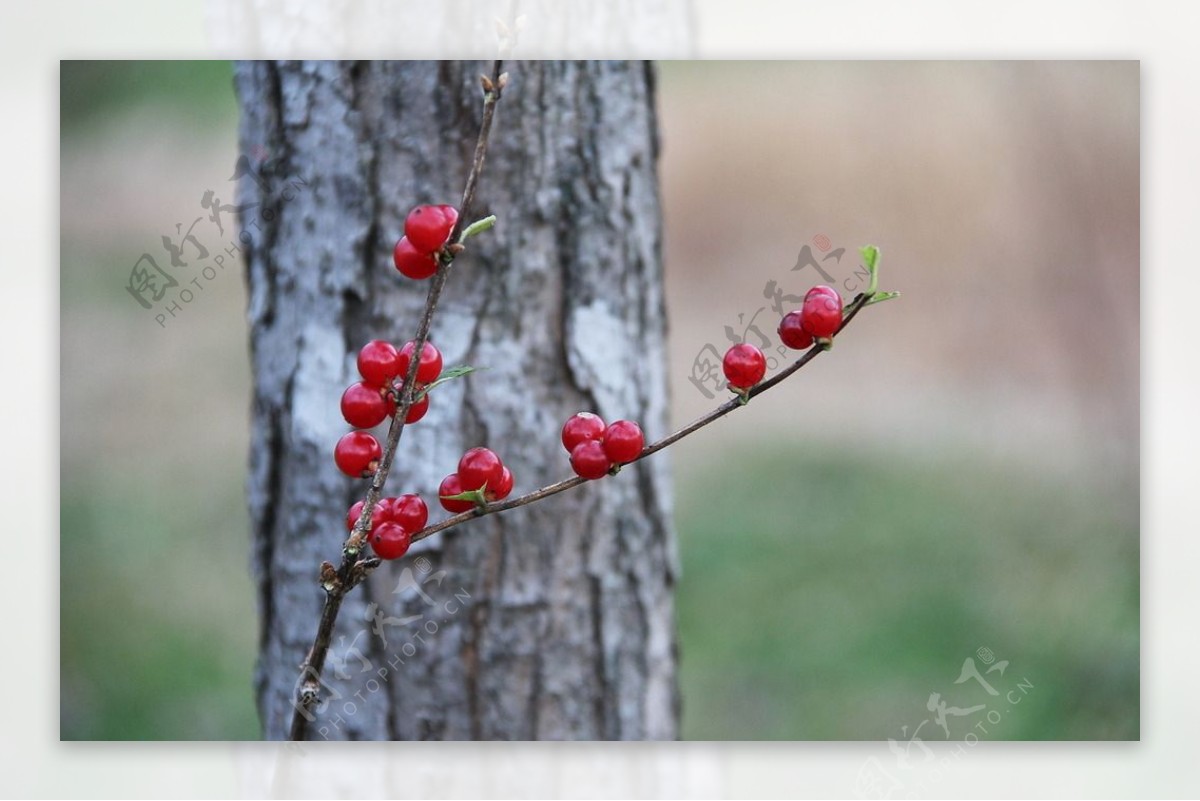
235 61 679 741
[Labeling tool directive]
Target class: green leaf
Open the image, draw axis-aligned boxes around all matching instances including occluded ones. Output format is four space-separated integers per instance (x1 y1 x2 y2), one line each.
859 245 880 273
419 365 484 397
864 290 901 306
859 245 881 295
436 364 479 382
458 215 497 242
439 487 487 508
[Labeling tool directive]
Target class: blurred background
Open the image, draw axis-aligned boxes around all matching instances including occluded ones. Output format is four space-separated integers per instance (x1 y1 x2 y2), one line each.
60 61 1138 740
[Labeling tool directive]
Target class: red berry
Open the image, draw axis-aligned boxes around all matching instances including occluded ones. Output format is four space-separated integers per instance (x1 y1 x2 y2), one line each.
722 343 767 390
346 500 367 532
370 521 413 560
404 204 459 253
800 287 844 338
389 493 429 532
373 496 397 523
346 498 391 532
458 447 505 492
570 440 612 480
777 311 814 350
602 420 644 464
438 473 475 513
357 340 400 386
385 384 430 424
805 285 840 303
486 465 514 501
561 412 606 452
398 340 443 385
341 381 389 428
334 431 382 478
404 392 430 423
393 236 438 280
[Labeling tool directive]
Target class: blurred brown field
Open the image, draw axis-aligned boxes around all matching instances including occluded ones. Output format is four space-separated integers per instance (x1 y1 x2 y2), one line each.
60 60 1138 740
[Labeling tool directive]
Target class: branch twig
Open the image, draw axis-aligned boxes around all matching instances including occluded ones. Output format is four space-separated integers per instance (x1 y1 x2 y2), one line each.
287 60 887 741
404 292 874 544
289 60 505 741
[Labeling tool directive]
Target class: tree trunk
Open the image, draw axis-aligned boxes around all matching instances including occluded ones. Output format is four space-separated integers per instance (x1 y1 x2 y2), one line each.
235 61 678 741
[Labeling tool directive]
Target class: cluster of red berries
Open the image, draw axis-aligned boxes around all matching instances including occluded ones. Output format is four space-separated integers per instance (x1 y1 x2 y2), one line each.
334 338 445 478
393 204 459 280
721 284 844 391
561 413 645 480
345 494 429 560
338 201 668 560
778 285 843 349
333 203 468 561
439 447 515 513
330 202 463 560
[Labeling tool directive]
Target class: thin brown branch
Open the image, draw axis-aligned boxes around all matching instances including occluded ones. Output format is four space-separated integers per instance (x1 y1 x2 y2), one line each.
406 292 874 545
347 59 506 555
287 60 883 739
289 59 505 742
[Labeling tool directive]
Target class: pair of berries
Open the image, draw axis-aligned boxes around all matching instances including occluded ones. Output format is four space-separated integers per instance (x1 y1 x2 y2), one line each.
345 493 429 560
334 338 445 478
439 447 515 513
778 285 843 349
393 204 459 280
721 285 845 392
561 413 645 480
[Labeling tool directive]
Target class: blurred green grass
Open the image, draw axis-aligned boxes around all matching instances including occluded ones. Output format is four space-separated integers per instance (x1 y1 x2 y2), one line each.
60 59 254 741
60 469 260 740
675 443 1138 740
61 61 236 137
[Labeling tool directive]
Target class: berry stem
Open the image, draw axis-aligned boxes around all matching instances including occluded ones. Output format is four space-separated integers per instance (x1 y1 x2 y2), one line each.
403 291 877 546
290 58 506 742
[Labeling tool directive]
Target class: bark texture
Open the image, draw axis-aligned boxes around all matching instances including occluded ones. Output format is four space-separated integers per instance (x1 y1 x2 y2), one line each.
235 61 678 741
